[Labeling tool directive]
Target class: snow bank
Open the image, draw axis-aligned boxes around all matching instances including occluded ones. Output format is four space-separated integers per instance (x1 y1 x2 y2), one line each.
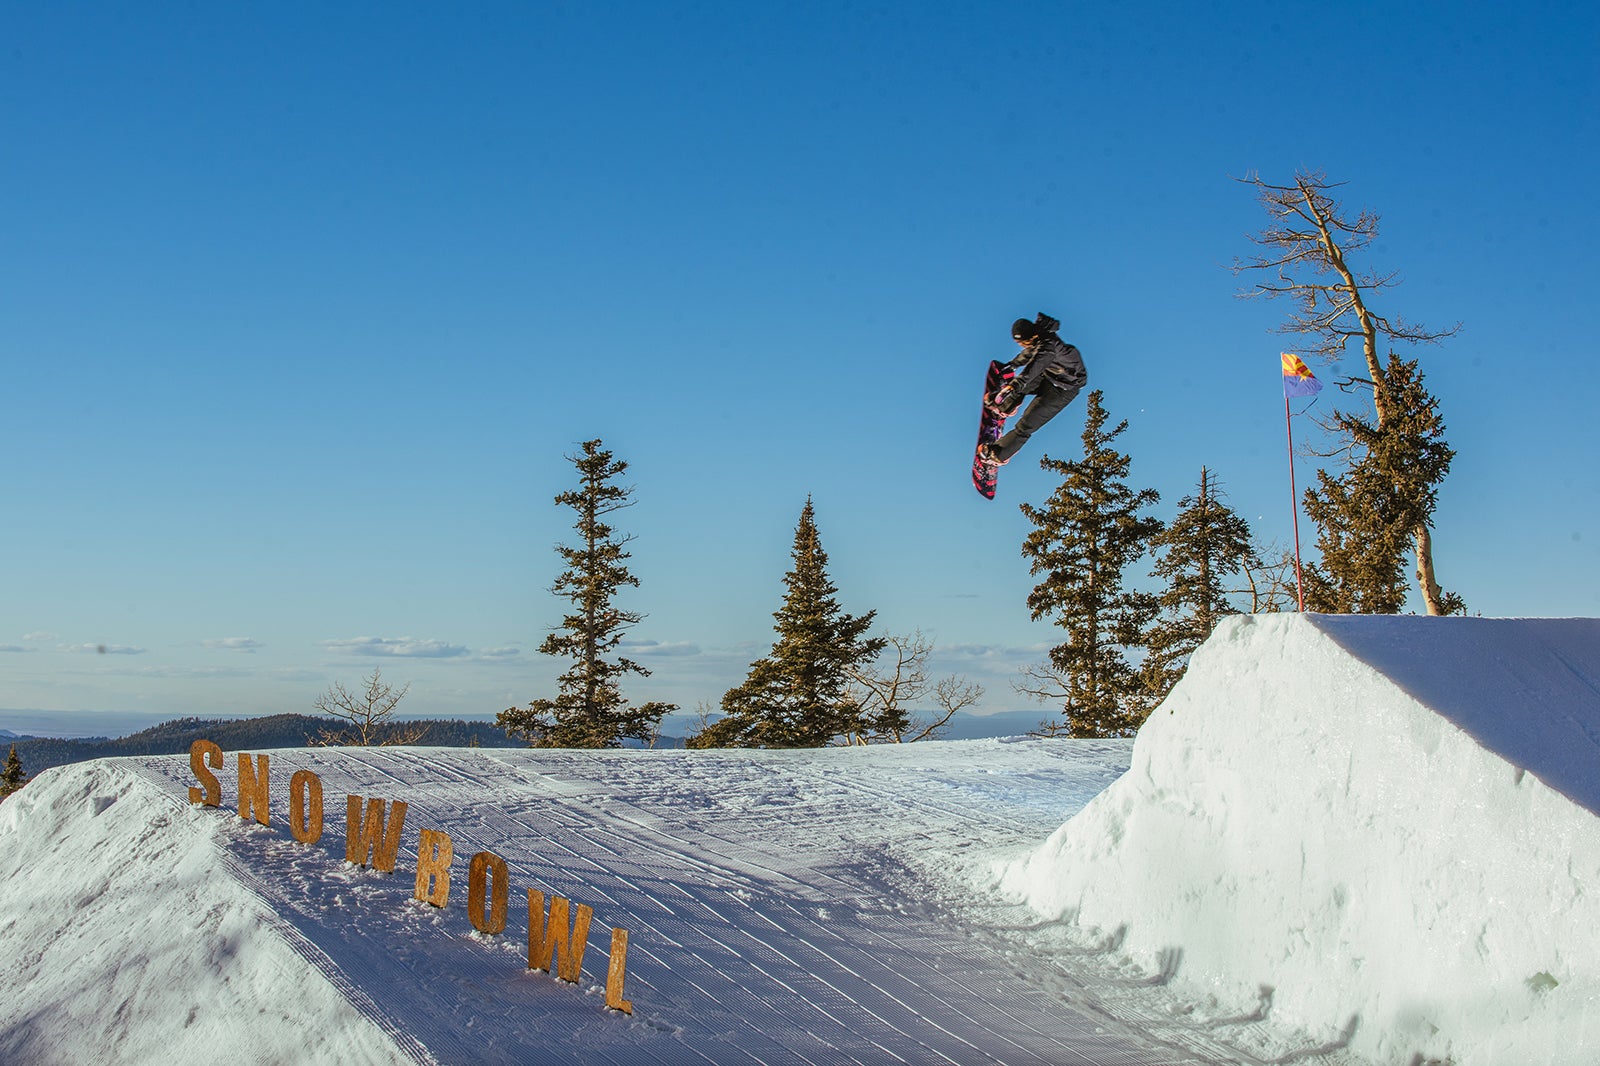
0 760 417 1066
1 738 1159 1065
995 613 1600 1065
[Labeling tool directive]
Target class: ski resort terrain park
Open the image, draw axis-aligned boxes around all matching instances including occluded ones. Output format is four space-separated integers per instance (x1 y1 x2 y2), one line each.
1 614 1595 1065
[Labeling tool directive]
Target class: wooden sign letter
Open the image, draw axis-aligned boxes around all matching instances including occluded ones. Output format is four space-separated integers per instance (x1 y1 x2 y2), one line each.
414 829 453 907
605 927 633 1014
528 889 592 983
468 852 509 934
345 795 408 872
188 739 223 806
289 770 323 844
237 753 270 826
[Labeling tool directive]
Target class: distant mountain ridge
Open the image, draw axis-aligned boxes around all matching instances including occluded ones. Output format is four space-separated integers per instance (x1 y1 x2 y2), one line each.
5 709 1055 780
3 714 528 777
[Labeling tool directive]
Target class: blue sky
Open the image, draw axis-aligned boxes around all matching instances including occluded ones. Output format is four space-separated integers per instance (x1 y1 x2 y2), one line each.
3 1 1597 734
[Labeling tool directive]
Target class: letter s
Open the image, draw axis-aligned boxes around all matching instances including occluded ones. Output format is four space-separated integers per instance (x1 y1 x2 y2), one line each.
188 739 223 806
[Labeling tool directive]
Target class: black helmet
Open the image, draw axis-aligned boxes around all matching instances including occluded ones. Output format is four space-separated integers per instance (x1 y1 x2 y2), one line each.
1011 317 1037 341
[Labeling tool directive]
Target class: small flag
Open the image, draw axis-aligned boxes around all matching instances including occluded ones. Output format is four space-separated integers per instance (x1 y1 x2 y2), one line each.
1281 352 1322 398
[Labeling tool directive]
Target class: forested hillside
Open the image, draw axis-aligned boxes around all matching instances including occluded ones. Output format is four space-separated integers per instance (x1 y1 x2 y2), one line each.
5 715 528 776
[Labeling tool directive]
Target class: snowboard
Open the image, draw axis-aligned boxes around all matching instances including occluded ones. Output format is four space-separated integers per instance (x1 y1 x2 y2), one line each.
971 359 1015 499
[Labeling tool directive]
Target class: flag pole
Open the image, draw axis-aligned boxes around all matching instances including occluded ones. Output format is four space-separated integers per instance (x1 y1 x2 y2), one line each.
1285 394 1306 612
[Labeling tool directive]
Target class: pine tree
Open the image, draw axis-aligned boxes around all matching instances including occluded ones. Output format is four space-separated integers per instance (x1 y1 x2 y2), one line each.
1145 467 1257 697
691 498 885 748
498 440 676 747
1 744 25 799
1019 390 1164 737
1302 353 1463 614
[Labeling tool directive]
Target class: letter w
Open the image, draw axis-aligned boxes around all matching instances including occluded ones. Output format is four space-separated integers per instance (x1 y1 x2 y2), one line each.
345 795 408 872
528 889 592 983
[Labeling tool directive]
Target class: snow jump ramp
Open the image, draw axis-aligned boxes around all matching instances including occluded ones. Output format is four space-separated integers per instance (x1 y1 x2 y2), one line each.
1001 613 1600 1066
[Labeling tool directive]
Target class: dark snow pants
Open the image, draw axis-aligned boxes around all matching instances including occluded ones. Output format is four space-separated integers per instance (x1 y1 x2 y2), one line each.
992 382 1080 464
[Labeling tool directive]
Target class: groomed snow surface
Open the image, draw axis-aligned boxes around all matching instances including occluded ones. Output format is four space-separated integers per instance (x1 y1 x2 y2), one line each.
2 615 1596 1064
999 615 1600 1065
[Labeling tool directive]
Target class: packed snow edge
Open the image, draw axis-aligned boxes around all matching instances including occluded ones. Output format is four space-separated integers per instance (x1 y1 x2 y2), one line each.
993 613 1600 1066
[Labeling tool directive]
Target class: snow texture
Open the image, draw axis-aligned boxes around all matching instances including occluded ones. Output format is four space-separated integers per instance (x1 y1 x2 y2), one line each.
2 614 1596 1065
7 738 1257 1065
997 613 1600 1066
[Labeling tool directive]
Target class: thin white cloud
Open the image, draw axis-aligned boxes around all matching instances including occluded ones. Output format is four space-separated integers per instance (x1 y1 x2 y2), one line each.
202 637 264 653
22 631 56 642
131 665 253 680
477 646 525 660
938 642 1054 661
0 645 28 653
61 643 146 656
624 640 703 657
321 637 470 659
269 667 327 683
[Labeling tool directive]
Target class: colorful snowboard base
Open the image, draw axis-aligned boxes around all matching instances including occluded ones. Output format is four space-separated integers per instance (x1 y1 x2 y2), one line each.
972 359 1014 499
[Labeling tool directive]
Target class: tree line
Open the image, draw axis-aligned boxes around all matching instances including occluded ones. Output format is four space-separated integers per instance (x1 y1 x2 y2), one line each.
492 456 986 751
0 715 529 784
0 168 1459 787
500 169 1462 746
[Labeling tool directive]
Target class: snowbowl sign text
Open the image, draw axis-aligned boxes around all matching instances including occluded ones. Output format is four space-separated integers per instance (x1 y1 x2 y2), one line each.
185 740 634 1014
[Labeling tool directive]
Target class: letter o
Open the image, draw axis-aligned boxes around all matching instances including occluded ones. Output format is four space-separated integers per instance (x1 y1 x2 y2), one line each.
289 770 323 844
468 851 509 935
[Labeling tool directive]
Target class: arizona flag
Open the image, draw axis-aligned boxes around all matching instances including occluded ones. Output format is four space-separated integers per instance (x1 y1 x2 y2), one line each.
1281 352 1322 398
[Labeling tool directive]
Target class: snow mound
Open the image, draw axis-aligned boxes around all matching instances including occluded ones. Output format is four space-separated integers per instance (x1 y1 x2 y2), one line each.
997 613 1600 1066
7 738 1194 1065
0 760 417 1065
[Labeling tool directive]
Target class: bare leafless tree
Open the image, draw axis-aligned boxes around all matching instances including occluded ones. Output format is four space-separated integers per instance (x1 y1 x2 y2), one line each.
311 667 427 746
1234 170 1461 614
843 630 984 743
1238 541 1300 614
919 675 984 741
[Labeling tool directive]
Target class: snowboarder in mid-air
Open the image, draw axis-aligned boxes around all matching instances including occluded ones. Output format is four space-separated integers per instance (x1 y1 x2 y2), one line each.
978 313 1086 467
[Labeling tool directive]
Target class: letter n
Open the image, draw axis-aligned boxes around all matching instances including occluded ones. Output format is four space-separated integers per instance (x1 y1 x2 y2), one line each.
345 795 408 872
527 889 592 983
237 753 270 826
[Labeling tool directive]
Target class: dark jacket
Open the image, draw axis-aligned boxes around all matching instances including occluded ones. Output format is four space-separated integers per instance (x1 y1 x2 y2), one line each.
1008 333 1087 396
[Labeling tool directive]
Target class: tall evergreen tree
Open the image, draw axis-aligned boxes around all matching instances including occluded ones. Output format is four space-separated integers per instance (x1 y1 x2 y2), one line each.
498 440 676 747
1302 353 1463 614
691 498 884 748
1018 390 1164 737
1 744 25 799
1145 467 1257 697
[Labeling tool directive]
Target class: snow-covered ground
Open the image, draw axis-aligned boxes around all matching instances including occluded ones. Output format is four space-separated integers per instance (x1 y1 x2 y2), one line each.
2 615 1596 1065
998 614 1600 1066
